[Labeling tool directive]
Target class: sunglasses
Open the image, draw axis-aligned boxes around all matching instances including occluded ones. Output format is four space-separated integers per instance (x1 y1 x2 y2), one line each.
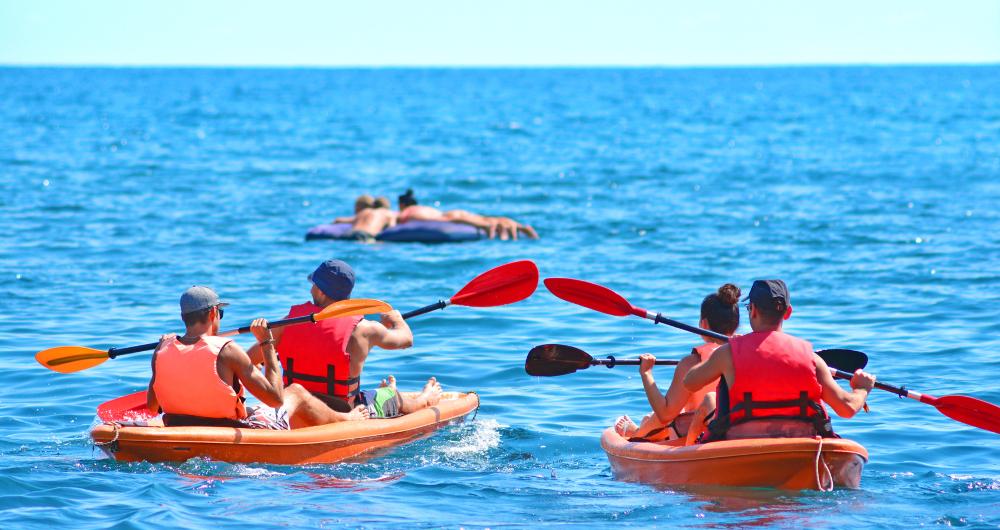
216 305 225 319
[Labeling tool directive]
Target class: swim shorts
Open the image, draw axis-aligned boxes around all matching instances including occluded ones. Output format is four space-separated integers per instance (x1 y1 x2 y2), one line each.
161 405 290 430
345 229 377 243
357 387 402 418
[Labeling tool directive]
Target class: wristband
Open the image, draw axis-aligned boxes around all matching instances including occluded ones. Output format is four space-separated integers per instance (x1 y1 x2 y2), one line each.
261 338 276 346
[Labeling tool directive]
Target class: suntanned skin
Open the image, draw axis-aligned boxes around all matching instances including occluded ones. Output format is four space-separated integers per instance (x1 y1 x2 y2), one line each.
683 303 876 423
334 206 398 236
615 317 729 439
398 202 539 240
248 284 442 428
147 308 285 412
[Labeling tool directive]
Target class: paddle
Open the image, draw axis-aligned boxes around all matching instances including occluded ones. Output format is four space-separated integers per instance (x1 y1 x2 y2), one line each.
546 277 1000 435
35 298 392 374
526 344 680 377
544 278 868 372
401 260 539 320
525 343 861 377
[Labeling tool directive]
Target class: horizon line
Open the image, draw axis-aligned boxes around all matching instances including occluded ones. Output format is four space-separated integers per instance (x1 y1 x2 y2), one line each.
2 61 999 69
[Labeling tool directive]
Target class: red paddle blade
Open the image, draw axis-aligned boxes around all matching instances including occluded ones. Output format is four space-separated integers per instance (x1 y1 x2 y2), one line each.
932 395 1000 435
544 278 636 317
97 391 157 423
450 260 539 308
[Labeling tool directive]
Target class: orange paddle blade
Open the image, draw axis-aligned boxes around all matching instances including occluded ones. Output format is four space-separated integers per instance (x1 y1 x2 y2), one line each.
933 395 1000 435
315 298 392 320
35 346 110 373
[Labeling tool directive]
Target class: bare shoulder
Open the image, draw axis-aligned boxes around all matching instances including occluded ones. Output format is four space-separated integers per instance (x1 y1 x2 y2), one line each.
219 340 250 365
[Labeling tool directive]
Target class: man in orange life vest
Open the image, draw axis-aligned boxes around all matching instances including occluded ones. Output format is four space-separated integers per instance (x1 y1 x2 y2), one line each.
146 286 294 429
684 279 876 440
248 259 442 426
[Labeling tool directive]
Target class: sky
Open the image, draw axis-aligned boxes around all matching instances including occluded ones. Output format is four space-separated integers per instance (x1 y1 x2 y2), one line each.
1 0 998 66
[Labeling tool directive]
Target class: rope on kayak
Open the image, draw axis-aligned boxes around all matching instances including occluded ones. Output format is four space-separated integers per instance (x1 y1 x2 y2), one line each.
93 422 120 448
814 436 834 492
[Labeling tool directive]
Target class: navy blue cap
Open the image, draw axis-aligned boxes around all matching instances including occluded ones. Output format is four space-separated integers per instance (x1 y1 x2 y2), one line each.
180 286 229 315
744 279 790 311
309 259 355 300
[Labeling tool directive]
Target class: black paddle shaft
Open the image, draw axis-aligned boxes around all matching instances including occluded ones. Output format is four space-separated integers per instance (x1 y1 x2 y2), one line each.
652 313 728 341
594 355 680 368
105 313 320 359
402 300 448 320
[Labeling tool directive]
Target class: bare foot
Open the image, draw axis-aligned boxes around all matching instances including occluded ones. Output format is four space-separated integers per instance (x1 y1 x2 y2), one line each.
615 415 639 437
421 377 442 407
379 375 398 390
346 405 369 421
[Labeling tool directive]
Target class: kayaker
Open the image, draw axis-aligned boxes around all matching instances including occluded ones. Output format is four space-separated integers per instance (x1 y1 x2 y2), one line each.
615 283 741 442
683 279 876 441
248 259 442 427
145 286 359 429
397 188 539 240
333 195 397 243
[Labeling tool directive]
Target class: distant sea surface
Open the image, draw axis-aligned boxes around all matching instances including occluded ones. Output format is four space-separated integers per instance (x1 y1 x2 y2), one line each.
1 67 998 528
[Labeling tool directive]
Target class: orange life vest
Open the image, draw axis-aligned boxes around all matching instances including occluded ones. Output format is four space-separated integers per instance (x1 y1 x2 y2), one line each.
277 302 363 399
683 342 721 413
152 335 247 420
727 330 824 422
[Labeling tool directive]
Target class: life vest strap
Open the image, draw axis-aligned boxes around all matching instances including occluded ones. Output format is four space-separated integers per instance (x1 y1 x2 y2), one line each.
284 358 360 398
707 391 835 441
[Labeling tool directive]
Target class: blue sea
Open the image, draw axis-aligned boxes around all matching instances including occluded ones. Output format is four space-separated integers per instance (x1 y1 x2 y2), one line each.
1 67 998 528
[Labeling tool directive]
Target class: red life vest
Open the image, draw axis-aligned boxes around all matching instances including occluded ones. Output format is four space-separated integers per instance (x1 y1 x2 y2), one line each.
153 335 247 420
727 330 825 423
277 302 363 399
684 342 721 413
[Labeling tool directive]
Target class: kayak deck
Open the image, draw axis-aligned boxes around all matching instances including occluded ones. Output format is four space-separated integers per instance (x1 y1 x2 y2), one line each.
601 427 867 490
92 391 478 465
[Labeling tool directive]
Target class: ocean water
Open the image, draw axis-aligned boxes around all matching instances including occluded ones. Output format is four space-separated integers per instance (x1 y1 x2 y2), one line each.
1 66 998 528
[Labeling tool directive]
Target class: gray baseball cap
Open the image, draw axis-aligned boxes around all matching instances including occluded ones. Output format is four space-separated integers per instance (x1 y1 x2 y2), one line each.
180 286 229 315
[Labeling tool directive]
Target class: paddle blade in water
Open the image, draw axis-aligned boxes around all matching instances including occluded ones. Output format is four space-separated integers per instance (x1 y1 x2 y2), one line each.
315 298 392 320
816 349 868 373
35 346 110 373
525 344 593 376
97 391 156 423
931 395 1000 435
544 278 634 317
451 260 539 307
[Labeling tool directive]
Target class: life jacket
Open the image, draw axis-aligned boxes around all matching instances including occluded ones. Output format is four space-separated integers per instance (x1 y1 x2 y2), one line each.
153 335 246 420
683 342 721 413
706 330 836 440
277 302 363 400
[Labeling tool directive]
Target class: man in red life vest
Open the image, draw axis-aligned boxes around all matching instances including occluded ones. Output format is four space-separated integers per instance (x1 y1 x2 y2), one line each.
146 286 295 429
248 259 442 426
684 279 876 440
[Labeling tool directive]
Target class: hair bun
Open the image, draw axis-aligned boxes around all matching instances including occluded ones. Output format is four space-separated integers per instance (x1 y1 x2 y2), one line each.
717 283 741 306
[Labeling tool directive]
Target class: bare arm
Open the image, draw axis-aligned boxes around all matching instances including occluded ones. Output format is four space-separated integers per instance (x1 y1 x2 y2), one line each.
365 310 413 350
222 319 284 408
248 325 285 366
332 215 356 223
684 344 733 391
815 355 874 418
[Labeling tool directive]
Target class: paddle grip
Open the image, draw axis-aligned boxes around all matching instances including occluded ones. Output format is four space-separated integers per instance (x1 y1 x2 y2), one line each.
107 341 160 359
402 300 448 320
831 368 907 397
651 313 729 342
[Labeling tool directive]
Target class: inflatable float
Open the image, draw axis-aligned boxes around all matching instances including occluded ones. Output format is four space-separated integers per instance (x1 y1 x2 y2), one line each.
91 391 479 465
600 427 867 490
306 221 486 243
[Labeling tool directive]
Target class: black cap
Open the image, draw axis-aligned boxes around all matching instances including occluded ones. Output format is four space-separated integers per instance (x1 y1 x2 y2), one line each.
744 279 790 312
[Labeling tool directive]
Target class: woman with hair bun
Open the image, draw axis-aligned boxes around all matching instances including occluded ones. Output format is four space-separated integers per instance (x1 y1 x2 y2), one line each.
615 283 741 443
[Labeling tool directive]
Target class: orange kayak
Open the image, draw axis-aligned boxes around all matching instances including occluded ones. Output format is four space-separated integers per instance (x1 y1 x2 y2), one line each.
601 427 867 490
91 391 478 465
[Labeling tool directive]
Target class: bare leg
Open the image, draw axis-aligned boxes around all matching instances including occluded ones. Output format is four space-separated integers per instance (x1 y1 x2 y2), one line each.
284 384 368 428
397 377 442 414
685 392 716 446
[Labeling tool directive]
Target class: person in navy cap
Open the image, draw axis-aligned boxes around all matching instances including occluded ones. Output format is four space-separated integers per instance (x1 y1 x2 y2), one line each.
248 259 442 426
683 279 877 442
